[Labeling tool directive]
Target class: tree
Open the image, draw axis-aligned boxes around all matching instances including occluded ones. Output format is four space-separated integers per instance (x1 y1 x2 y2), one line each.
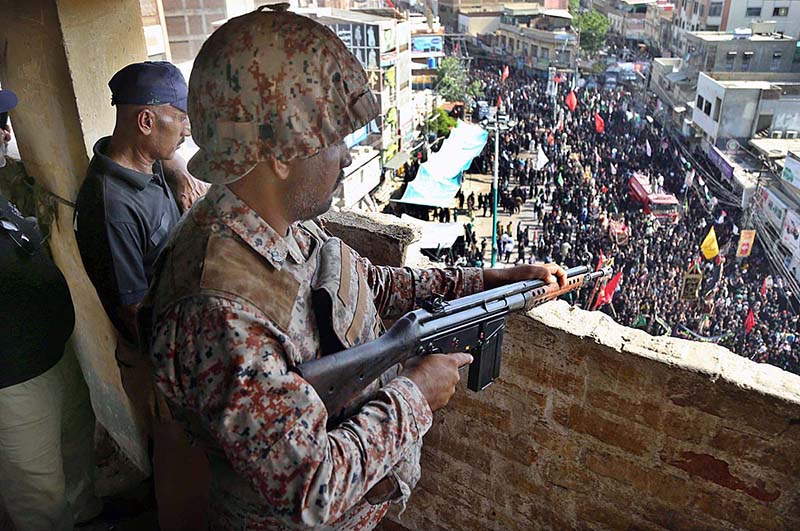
428 107 457 138
436 56 470 102
567 0 609 55
578 9 608 53
575 10 609 54
467 80 484 101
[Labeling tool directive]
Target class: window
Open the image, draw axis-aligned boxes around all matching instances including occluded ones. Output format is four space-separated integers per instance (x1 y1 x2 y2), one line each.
773 7 789 16
709 2 722 16
541 48 549 59
795 43 800 63
704 100 712 115
697 94 705 110
707 25 720 30
772 51 783 70
745 7 761 16
725 50 736 69
714 97 722 121
742 51 754 70
532 45 538 57
693 2 698 13
700 4 705 16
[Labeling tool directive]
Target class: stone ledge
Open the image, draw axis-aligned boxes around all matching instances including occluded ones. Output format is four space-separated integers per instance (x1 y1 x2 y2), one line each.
529 300 800 407
321 210 420 267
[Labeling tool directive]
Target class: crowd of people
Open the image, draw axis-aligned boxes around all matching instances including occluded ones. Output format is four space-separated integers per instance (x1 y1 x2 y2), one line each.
452 63 799 374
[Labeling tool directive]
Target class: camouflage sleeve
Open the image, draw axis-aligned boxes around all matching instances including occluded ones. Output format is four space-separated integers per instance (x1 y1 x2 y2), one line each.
362 258 484 320
150 296 433 528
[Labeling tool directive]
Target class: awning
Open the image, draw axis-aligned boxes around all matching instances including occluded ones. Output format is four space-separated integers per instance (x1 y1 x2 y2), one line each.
665 71 688 83
394 120 488 208
401 214 463 249
384 150 410 171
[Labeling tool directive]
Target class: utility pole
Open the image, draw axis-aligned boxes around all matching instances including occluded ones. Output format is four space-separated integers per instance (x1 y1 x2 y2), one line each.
492 121 500 266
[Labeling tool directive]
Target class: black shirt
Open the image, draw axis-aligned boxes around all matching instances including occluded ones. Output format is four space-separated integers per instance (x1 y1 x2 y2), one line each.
0 195 74 389
75 137 180 339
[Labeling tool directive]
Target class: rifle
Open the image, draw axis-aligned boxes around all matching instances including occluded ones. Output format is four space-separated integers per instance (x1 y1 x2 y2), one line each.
294 265 612 416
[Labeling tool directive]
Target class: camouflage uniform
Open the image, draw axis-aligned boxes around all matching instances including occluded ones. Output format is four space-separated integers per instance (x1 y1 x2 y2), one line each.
139 6 485 530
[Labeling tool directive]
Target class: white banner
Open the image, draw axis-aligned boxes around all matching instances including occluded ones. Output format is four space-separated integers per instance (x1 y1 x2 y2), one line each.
782 209 800 256
758 188 788 230
782 151 800 192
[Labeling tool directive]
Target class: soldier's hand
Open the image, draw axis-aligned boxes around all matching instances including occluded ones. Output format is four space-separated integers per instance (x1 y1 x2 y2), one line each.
483 262 567 289
400 353 473 412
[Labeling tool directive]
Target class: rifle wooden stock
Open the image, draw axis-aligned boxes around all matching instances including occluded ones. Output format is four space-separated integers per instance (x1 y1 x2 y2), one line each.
293 265 612 417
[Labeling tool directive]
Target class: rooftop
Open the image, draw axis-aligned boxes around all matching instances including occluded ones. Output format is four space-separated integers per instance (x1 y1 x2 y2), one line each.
688 30 796 42
503 3 573 18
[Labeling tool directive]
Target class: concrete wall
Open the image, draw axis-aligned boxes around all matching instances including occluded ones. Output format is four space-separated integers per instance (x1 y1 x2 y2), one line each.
0 0 150 472
377 301 800 530
458 13 501 36
162 0 230 63
761 97 800 132
726 1 800 37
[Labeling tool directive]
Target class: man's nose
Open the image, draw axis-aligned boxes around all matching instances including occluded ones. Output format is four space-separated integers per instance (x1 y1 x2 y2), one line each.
341 145 352 168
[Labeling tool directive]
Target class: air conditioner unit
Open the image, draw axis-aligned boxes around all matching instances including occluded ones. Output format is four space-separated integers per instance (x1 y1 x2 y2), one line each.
786 131 798 139
771 131 784 139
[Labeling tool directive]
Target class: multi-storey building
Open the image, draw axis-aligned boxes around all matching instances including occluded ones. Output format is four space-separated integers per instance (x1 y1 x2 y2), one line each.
493 2 579 70
607 0 656 44
651 21 800 133
644 0 676 54
693 71 800 145
670 0 800 55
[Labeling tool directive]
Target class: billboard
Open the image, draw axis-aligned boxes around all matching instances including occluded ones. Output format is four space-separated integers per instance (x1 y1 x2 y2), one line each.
758 188 788 230
412 35 444 54
782 210 800 256
781 151 800 192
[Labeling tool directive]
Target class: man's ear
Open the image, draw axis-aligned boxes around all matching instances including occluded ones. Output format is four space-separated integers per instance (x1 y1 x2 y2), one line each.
137 107 155 136
270 156 291 181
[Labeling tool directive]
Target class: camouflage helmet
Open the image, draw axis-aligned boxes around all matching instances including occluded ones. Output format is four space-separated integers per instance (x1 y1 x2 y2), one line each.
187 4 379 184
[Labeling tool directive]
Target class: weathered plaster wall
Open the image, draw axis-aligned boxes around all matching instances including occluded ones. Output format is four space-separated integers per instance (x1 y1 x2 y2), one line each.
322 210 419 267
0 0 150 471
378 301 800 531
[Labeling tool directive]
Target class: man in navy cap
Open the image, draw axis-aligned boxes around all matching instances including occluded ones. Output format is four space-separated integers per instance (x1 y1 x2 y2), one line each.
74 61 208 530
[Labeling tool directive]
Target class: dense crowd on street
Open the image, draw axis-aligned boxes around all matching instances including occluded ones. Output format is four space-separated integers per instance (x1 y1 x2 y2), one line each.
442 63 800 374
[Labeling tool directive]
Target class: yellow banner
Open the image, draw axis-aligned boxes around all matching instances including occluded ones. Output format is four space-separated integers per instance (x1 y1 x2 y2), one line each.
701 227 719 260
736 229 756 257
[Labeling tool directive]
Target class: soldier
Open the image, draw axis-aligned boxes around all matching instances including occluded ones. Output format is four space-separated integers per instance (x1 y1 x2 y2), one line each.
140 6 564 530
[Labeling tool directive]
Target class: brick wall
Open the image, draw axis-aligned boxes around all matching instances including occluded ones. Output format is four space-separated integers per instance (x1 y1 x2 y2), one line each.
162 0 226 62
377 301 800 530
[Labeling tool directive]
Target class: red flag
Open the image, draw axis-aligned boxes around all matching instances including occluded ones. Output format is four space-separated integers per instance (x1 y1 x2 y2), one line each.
386 0 394 6
593 271 622 310
595 249 605 271
501 65 509 82
553 74 562 84
745 309 756 334
454 42 459 54
594 113 605 134
565 90 577 112
547 133 555 146
760 277 767 297
497 94 503 108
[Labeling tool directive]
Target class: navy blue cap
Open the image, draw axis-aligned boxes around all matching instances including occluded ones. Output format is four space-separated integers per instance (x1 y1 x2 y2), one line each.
108 61 188 113
0 90 18 113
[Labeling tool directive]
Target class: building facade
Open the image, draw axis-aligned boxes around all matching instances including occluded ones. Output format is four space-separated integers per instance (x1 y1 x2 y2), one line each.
692 71 800 145
494 3 579 70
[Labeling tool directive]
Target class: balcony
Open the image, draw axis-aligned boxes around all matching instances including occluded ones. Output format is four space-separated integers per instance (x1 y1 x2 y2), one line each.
498 22 579 47
322 215 800 531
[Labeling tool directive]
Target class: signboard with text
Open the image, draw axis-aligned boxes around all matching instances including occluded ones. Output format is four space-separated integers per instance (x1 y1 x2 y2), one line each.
781 151 800 192
758 188 788 229
782 210 800 256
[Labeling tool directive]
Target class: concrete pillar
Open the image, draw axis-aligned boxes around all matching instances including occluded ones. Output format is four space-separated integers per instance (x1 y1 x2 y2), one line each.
0 0 150 472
